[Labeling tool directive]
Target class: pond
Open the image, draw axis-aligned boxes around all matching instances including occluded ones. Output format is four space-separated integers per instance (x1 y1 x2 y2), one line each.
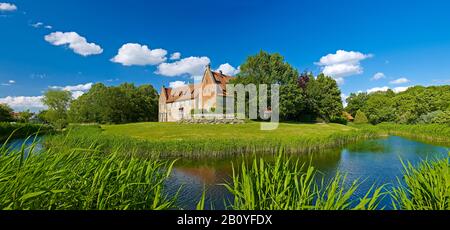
2 135 449 210
167 136 449 210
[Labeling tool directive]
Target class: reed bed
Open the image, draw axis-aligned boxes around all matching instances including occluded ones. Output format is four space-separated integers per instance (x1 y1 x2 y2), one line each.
0 136 177 210
355 123 450 146
0 122 53 142
223 153 386 210
392 155 450 210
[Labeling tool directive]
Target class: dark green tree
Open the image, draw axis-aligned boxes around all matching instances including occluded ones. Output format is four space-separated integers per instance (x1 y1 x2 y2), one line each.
346 92 369 117
42 90 72 129
0 104 13 122
305 74 343 122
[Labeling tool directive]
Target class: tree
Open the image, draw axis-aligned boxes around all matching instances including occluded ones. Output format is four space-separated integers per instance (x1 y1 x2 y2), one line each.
305 74 343 122
42 90 72 129
346 92 369 117
354 110 369 124
16 110 34 123
0 104 13 122
231 51 301 120
69 83 159 124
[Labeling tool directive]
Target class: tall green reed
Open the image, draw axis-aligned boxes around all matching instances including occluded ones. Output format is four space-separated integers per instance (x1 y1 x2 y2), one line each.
0 136 177 210
223 152 386 210
392 154 450 210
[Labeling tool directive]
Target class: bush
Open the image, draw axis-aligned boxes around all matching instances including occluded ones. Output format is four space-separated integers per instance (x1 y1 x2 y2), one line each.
354 110 369 124
417 110 450 124
330 116 348 125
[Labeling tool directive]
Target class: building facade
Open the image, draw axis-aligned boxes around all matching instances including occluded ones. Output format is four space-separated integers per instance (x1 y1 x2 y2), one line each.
159 65 234 122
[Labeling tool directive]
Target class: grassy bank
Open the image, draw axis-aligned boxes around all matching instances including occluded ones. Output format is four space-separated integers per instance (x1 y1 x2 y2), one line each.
0 123 53 142
44 123 380 158
352 123 450 146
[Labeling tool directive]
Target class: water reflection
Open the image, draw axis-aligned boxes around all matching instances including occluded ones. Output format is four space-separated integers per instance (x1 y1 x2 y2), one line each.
169 136 449 210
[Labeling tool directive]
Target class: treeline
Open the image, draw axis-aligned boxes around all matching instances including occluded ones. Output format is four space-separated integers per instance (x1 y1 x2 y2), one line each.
38 83 159 129
232 51 344 123
346 85 450 125
69 83 159 124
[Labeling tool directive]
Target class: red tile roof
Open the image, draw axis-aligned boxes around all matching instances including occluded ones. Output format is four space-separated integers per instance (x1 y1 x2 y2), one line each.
162 70 234 103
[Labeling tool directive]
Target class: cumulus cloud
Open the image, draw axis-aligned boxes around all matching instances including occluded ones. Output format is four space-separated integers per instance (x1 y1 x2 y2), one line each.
50 82 93 91
111 43 167 66
0 96 45 112
44 31 103 56
170 52 181 60
389 77 410 85
366 86 411 94
393 86 411 93
216 63 240 76
316 50 372 84
341 93 348 107
0 2 17 12
372 72 386 81
367 86 390 94
156 56 210 78
71 91 85 99
169 81 187 89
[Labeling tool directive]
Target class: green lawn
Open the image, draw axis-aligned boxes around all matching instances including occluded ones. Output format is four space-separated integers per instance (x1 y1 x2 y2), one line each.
102 122 356 142
93 122 379 156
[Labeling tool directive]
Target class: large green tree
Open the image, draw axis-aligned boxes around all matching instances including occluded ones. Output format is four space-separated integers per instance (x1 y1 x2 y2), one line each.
346 92 369 117
69 83 159 124
304 74 343 122
0 104 13 122
42 90 72 129
231 51 303 120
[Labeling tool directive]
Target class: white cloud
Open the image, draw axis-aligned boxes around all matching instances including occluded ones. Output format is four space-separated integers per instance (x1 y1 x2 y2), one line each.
0 2 17 12
50 82 93 92
341 93 348 107
366 86 411 94
156 56 210 77
0 96 45 112
44 31 103 56
1 80 15 86
316 50 372 84
32 22 44 28
71 91 85 99
389 77 410 85
216 63 240 76
32 22 53 29
170 52 181 60
393 86 411 93
111 43 167 66
169 81 187 89
372 72 386 81
367 86 390 94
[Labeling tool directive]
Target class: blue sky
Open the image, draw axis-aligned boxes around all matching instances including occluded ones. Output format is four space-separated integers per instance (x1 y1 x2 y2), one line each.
1 0 450 111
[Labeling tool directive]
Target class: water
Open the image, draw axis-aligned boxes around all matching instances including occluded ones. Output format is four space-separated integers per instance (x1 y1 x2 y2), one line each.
167 136 449 210
2 137 43 158
3 135 449 210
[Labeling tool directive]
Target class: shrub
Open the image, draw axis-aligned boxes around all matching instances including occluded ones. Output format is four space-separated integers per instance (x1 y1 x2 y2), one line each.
354 110 369 124
330 116 348 125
